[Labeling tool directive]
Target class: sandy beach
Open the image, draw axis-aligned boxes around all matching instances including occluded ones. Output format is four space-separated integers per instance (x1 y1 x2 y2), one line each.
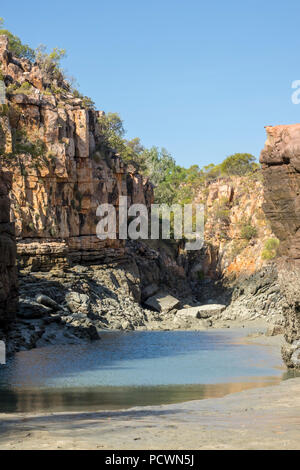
0 375 299 450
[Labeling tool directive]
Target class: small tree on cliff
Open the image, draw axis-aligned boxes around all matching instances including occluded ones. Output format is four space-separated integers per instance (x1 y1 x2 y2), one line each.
35 45 66 74
97 112 148 169
220 153 258 176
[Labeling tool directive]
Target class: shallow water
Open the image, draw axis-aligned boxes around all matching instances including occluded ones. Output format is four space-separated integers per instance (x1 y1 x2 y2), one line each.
0 329 287 413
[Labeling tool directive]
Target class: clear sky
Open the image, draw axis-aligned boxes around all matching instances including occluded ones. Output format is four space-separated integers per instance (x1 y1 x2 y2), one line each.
2 0 300 167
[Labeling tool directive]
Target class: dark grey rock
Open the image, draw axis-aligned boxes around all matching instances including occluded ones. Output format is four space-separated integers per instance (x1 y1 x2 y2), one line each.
36 294 59 311
18 298 52 319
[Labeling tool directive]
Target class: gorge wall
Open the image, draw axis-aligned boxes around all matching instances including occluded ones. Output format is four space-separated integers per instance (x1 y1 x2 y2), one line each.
0 33 195 344
0 32 289 350
261 124 300 367
0 168 17 326
0 34 153 272
192 174 274 281
180 174 285 325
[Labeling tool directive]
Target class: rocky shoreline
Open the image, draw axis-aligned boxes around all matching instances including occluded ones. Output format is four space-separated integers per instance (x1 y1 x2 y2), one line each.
0 247 286 354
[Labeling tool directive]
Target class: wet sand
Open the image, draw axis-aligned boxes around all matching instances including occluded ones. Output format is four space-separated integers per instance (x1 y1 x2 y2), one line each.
0 377 300 450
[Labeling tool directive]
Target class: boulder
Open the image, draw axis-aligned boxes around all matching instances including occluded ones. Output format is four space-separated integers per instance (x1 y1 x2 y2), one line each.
196 304 226 318
176 304 226 319
62 314 100 340
36 294 59 311
176 306 203 318
65 291 90 315
144 292 180 313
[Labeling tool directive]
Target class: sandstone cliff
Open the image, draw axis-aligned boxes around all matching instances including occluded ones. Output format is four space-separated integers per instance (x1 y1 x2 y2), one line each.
0 34 197 346
261 124 300 367
0 35 153 271
192 175 274 280
178 175 285 324
0 168 17 326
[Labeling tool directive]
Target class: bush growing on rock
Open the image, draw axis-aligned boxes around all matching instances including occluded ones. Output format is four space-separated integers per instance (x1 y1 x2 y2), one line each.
35 44 67 83
7 81 33 95
261 238 280 260
72 89 95 109
264 238 280 251
240 223 257 240
13 130 46 159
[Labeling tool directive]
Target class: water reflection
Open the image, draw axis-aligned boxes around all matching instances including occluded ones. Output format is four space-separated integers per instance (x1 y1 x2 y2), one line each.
0 378 282 413
0 330 286 413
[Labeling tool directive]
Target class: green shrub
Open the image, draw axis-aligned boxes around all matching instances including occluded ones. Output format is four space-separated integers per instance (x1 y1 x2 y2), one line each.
261 249 275 260
80 94 95 109
240 223 257 240
264 238 280 251
50 84 66 95
261 238 279 260
13 129 46 158
10 81 33 95
35 45 66 77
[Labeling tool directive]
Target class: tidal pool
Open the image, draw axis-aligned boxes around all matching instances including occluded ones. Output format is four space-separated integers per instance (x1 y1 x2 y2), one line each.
0 329 287 413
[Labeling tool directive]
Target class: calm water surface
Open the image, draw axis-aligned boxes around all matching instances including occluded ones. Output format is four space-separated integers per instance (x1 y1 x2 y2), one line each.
0 329 288 413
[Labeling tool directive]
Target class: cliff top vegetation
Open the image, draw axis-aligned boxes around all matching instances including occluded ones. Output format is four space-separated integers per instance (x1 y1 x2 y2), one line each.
0 18 259 205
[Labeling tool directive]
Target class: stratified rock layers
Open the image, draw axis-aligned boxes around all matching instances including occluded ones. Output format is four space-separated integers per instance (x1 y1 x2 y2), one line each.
0 35 153 270
260 124 300 367
0 169 17 325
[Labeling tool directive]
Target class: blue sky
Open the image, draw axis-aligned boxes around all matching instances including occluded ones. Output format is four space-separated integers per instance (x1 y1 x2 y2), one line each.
2 0 300 167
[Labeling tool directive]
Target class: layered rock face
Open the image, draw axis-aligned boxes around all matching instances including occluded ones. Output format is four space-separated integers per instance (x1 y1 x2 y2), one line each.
260 124 300 258
0 35 153 270
0 168 17 326
190 175 274 280
260 124 300 367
